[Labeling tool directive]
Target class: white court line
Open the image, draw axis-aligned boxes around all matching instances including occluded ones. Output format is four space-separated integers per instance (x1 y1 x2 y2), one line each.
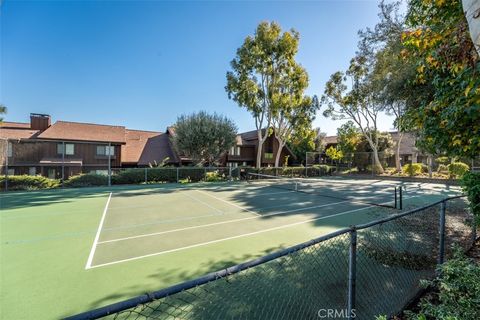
97 200 351 245
195 189 261 216
182 192 223 214
85 192 112 270
91 194 420 268
89 203 373 269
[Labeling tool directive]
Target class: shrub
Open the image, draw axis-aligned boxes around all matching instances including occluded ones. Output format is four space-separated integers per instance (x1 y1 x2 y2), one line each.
461 172 480 225
112 168 146 184
311 165 334 176
0 175 59 191
437 164 449 173
411 251 480 320
146 168 177 183
64 174 108 187
435 156 450 165
178 177 191 184
402 163 423 176
204 171 224 182
447 162 469 178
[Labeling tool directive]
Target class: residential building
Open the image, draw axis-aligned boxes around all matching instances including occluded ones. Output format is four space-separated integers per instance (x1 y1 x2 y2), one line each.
0 114 179 179
317 131 424 165
223 129 294 167
1 114 296 179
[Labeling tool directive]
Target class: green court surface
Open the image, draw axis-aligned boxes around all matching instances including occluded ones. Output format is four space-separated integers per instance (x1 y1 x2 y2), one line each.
0 178 462 319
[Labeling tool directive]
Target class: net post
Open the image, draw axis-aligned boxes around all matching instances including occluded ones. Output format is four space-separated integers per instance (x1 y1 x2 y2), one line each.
347 226 357 320
394 187 398 209
144 168 147 184
399 187 403 210
305 151 307 177
438 200 446 266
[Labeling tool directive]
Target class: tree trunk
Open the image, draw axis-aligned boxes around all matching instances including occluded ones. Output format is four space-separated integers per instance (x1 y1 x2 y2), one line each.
395 132 404 172
274 136 284 168
372 148 384 174
256 144 262 168
256 129 267 168
463 0 480 55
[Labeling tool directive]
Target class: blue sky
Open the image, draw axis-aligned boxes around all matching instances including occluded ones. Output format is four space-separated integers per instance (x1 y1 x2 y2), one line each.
1 0 395 135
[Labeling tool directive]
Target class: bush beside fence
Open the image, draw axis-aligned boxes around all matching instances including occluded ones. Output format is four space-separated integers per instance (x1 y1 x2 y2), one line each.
0 175 60 191
67 195 476 320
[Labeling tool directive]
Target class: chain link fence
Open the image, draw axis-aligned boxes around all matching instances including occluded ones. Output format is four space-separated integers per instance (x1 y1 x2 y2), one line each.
67 195 476 320
0 138 243 190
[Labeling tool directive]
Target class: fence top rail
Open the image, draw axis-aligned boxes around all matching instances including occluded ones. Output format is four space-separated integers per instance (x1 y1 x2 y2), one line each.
356 194 466 230
66 194 467 320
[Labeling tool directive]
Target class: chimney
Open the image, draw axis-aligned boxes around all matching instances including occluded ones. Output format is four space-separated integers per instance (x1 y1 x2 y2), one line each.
30 113 51 131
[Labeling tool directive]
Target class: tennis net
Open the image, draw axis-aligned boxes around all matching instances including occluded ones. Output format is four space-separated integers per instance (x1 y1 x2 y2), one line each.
244 172 401 209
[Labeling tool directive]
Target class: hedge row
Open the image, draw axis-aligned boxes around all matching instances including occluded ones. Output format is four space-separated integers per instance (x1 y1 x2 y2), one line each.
0 175 60 191
0 167 236 191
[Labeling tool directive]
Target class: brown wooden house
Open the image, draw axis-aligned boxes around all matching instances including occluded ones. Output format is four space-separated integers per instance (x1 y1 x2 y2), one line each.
223 129 294 167
1 114 296 180
0 114 179 179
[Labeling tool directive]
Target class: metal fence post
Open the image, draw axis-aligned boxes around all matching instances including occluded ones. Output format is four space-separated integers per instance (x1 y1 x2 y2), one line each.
4 139 9 192
176 167 179 183
438 201 446 265
107 142 111 187
305 151 307 177
144 168 147 184
62 141 65 186
347 227 357 320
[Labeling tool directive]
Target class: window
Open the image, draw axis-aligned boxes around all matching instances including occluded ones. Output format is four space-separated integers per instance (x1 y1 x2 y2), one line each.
29 167 36 176
264 152 274 160
57 143 75 155
229 146 241 156
96 145 114 156
65 144 74 155
7 142 12 157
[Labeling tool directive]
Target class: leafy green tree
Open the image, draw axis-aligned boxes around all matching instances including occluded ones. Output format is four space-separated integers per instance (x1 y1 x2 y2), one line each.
322 54 387 173
172 111 237 166
355 130 393 154
272 91 319 167
353 130 394 172
402 0 480 158
226 21 303 168
325 146 344 162
336 121 360 159
288 127 317 165
314 128 327 153
0 104 6 122
358 1 412 172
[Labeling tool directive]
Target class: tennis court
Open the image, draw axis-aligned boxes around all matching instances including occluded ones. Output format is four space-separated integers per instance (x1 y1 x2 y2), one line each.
87 174 444 269
0 176 462 319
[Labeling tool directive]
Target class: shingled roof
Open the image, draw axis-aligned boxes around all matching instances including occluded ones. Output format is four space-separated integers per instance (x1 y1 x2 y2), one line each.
0 122 40 139
122 129 178 165
37 121 126 143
